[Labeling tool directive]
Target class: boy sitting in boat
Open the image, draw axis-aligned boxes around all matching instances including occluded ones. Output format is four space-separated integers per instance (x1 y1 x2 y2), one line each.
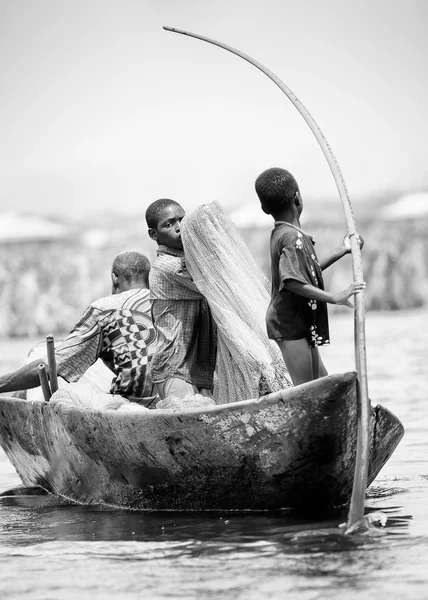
0 251 157 403
146 198 216 401
255 167 365 386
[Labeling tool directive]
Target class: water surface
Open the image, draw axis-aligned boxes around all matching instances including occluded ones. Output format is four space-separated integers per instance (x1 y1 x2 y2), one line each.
0 309 427 599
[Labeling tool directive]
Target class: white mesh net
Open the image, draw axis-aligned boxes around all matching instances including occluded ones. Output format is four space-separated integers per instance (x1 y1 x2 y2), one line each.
50 381 149 412
156 393 216 411
181 201 292 404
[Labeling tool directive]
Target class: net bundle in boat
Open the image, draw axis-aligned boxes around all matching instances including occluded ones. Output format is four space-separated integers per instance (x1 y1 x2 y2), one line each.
49 381 156 412
181 201 292 404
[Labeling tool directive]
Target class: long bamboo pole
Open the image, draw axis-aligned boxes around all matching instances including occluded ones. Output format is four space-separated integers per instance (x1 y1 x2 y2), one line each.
164 26 369 530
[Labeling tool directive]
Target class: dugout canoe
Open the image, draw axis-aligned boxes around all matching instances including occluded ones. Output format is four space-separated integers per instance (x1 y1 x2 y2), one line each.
0 371 404 510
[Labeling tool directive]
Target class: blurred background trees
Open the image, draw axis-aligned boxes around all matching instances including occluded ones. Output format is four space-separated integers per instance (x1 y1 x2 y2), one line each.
1 191 427 339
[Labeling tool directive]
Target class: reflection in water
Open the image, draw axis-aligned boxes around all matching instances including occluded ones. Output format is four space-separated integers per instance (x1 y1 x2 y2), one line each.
0 471 425 600
0 492 419 600
0 493 413 553
0 494 346 546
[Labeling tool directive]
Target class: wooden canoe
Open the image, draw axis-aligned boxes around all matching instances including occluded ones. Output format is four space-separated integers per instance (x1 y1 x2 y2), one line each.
0 371 404 510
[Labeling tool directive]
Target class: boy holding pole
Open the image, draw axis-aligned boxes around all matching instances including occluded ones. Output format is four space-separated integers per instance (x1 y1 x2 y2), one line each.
255 167 365 386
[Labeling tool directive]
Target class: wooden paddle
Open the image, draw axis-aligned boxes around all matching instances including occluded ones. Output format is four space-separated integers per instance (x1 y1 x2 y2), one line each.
163 26 370 531
38 363 52 402
46 334 59 393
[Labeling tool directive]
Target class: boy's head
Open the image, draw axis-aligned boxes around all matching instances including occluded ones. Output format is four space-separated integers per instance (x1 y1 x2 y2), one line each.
145 198 185 250
255 168 301 216
111 251 151 294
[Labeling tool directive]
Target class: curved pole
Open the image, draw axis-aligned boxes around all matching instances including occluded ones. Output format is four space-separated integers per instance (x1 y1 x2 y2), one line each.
164 25 369 530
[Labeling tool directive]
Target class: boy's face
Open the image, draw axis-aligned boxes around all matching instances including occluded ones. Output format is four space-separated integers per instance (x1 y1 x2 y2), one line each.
149 204 185 250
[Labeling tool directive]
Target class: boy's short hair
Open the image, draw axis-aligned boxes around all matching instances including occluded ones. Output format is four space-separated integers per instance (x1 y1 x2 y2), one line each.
255 168 299 214
112 251 151 284
145 198 181 229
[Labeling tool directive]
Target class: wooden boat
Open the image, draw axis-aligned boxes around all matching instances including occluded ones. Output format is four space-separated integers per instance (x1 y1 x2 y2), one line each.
0 371 403 510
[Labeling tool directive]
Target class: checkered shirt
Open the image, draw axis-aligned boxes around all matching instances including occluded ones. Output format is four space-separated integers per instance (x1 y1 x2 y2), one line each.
149 246 216 388
55 288 156 398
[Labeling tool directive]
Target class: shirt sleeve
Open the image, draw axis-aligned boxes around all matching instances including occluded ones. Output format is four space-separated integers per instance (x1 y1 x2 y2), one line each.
55 305 102 382
278 245 312 291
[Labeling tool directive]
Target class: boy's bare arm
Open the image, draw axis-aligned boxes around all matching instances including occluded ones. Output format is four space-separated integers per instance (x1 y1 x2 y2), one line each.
319 235 364 270
0 359 45 394
283 279 366 307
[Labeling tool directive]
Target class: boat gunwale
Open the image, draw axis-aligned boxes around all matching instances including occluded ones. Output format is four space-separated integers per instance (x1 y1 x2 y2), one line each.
0 371 358 421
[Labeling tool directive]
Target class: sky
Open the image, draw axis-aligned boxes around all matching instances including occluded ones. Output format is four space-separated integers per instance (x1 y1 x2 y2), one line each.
0 0 427 219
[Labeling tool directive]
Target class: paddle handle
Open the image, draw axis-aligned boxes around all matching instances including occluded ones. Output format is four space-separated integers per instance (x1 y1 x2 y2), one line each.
46 334 59 393
38 364 52 402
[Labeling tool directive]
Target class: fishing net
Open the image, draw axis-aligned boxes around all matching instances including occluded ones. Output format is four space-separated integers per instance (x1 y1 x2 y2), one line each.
156 393 216 411
181 201 292 404
50 382 150 412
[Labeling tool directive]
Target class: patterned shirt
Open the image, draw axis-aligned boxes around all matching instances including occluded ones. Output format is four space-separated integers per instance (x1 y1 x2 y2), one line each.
55 288 157 397
149 245 216 388
267 222 330 347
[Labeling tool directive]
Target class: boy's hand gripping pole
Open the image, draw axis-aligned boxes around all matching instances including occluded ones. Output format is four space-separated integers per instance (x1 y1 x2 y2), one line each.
163 26 369 532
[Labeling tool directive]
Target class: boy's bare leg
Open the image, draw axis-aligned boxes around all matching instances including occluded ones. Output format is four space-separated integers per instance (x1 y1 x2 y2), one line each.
275 338 314 385
310 347 328 379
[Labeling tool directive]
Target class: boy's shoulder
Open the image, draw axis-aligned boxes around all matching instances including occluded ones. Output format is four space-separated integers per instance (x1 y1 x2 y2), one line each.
272 222 314 244
153 247 185 271
271 222 299 245
150 247 194 292
91 288 149 312
150 247 200 301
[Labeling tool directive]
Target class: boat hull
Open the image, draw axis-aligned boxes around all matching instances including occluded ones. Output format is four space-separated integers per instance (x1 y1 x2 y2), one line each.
0 372 404 510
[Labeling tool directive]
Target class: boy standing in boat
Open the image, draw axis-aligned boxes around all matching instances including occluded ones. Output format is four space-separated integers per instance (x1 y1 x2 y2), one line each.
255 167 365 386
0 252 157 402
146 199 216 401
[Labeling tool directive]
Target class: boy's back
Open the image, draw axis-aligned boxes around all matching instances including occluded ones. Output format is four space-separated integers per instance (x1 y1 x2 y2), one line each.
145 199 217 400
149 245 216 389
56 287 156 397
267 222 329 347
